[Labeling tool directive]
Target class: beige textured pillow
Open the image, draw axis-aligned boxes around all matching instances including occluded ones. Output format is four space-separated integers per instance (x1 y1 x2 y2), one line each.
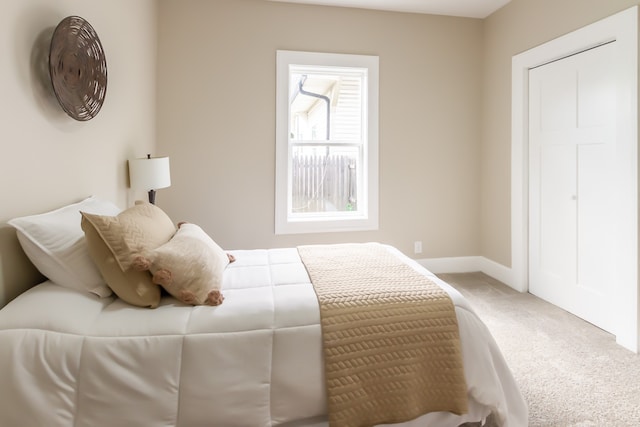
81 201 176 272
81 215 161 308
133 223 229 306
80 201 176 308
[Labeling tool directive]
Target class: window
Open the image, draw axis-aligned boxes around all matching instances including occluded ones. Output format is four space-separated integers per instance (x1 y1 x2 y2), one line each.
275 50 379 234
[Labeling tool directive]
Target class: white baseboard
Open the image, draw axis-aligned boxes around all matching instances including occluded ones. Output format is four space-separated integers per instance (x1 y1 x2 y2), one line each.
417 256 517 291
418 256 484 274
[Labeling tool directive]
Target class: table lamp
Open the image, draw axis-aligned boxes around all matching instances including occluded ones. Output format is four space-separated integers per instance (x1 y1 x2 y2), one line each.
129 154 171 204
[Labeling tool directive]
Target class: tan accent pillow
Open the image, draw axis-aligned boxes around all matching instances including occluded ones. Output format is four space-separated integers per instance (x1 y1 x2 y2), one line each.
133 223 228 306
80 201 176 308
81 215 161 308
81 201 176 272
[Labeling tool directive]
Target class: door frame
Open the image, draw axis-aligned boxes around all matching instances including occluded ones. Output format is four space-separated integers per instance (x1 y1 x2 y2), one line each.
511 6 638 351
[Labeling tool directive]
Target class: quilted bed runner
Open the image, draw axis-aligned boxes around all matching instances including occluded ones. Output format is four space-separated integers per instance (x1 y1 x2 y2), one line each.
298 243 468 427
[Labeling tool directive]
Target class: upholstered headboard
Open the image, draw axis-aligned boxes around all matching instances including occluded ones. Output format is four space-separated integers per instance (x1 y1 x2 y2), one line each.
0 224 43 309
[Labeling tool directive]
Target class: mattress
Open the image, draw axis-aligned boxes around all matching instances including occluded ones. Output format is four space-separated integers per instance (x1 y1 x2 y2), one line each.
0 244 527 427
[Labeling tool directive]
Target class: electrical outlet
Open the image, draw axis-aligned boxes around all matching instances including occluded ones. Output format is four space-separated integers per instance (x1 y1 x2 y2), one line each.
414 241 423 254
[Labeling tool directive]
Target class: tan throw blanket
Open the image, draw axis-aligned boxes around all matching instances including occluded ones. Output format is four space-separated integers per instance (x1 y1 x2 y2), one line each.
298 243 468 427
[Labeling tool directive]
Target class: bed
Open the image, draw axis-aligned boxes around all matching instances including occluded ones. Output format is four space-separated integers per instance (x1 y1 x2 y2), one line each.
0 197 528 427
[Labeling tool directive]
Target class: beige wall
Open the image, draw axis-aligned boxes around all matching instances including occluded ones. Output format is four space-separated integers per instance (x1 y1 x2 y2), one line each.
0 0 157 304
156 0 483 257
480 0 639 266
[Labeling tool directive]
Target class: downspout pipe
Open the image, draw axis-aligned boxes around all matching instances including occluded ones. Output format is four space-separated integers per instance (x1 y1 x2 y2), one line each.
297 76 331 139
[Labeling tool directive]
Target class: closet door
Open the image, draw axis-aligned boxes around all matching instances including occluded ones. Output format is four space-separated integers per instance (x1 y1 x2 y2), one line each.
529 42 616 333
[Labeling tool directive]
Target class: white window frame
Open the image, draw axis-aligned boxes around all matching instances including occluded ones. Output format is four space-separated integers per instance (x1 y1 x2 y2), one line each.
275 50 379 235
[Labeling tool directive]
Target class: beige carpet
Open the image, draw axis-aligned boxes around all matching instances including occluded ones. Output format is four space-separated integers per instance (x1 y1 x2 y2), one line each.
439 272 640 427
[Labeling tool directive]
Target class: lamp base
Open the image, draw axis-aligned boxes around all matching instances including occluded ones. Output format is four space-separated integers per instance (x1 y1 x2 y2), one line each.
148 189 156 205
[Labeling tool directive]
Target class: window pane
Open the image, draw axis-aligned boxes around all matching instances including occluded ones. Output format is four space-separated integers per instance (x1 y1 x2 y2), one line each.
291 145 359 214
289 70 363 142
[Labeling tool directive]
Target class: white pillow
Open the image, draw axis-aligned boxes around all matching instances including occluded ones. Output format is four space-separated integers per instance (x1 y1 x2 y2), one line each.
8 196 121 297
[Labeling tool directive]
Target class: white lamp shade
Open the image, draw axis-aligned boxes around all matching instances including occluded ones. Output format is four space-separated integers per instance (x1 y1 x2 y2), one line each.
129 156 171 191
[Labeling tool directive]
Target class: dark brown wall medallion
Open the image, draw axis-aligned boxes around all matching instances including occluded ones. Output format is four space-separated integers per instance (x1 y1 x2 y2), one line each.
49 16 107 121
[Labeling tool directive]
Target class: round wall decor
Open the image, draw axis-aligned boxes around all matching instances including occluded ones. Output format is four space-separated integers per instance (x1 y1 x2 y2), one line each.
49 16 107 121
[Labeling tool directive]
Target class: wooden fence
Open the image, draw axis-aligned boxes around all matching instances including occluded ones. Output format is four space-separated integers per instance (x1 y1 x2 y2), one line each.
291 153 357 213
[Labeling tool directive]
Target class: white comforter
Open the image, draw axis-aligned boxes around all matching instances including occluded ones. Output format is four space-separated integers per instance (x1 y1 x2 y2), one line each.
0 244 527 427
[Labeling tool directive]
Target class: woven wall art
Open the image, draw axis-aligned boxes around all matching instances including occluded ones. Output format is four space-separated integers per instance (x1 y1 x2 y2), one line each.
49 16 107 121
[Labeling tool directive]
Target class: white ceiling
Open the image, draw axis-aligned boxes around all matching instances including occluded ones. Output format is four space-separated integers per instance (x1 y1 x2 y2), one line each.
267 0 512 18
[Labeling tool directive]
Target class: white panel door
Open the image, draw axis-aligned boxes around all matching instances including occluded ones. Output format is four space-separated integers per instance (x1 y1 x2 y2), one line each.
529 42 616 333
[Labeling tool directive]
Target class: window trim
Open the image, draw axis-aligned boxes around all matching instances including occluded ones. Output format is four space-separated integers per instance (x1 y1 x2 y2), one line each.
275 50 379 235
